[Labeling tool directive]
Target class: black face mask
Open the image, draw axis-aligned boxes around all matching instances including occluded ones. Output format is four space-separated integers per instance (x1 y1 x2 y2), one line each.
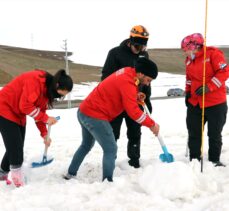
52 90 62 99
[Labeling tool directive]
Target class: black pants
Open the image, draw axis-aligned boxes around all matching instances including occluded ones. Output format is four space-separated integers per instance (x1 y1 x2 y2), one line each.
186 102 227 162
0 116 26 172
111 112 141 161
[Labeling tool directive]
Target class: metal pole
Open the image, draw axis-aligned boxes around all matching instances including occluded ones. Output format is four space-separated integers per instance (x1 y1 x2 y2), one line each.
200 0 209 173
63 39 71 108
31 33 34 49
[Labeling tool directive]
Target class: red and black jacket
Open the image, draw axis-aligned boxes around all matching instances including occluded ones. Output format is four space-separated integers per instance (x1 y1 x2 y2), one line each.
80 67 155 128
0 70 49 137
101 39 152 112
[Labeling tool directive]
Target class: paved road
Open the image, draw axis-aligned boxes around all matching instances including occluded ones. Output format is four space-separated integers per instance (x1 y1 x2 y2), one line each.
53 96 184 109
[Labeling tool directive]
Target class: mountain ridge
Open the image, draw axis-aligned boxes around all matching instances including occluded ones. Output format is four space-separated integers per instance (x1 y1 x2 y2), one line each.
0 44 228 85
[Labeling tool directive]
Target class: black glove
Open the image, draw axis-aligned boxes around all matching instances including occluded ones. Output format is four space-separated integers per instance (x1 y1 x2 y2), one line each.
195 85 210 96
185 92 191 107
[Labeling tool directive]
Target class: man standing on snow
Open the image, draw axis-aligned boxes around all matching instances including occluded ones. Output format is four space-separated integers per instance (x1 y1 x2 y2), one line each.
182 33 229 166
101 25 153 168
64 57 159 182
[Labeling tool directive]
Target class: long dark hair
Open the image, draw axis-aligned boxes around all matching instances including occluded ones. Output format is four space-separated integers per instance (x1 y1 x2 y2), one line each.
45 69 73 108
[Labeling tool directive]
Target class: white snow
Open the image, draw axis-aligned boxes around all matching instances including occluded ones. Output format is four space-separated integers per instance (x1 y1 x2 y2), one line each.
1 72 229 211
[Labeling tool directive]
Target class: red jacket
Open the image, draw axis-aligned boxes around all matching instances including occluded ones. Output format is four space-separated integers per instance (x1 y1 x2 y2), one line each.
185 47 229 107
0 70 49 137
80 67 155 128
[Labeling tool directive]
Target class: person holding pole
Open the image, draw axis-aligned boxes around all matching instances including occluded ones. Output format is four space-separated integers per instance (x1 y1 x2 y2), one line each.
181 33 229 166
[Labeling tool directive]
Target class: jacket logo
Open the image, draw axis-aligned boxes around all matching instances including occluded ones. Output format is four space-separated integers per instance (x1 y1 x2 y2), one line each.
116 68 124 76
219 62 227 70
203 58 210 63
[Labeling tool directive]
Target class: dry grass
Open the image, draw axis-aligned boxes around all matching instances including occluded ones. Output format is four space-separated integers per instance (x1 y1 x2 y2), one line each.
0 45 101 85
0 45 228 85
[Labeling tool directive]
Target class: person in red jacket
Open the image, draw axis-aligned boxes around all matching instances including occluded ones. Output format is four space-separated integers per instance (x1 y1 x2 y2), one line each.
181 33 229 166
0 69 73 187
63 57 159 182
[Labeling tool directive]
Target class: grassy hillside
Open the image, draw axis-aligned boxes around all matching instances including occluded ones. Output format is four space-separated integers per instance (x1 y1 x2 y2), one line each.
0 45 229 85
0 45 101 85
148 47 229 74
148 48 185 74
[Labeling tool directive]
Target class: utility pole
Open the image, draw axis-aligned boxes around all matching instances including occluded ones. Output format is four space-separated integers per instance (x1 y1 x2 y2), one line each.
63 39 71 108
31 33 34 49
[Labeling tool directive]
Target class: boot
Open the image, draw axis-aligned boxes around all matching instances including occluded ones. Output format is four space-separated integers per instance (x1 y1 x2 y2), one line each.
10 166 25 187
127 138 141 168
102 176 113 182
128 159 140 168
63 173 76 180
0 168 8 181
212 161 226 167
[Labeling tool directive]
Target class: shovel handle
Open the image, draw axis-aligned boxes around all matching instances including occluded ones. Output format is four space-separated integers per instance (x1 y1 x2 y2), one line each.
143 102 174 162
43 116 60 156
143 102 166 148
157 134 170 154
142 103 150 116
44 125 51 156
157 134 166 147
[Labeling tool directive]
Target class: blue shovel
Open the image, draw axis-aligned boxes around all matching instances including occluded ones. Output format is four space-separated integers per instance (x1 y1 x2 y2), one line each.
31 125 53 168
142 103 174 163
157 134 174 163
31 116 60 168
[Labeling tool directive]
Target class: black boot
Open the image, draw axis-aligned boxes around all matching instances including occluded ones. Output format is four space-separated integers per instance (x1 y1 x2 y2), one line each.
128 159 140 168
127 138 141 168
212 161 226 167
63 173 76 180
103 177 113 182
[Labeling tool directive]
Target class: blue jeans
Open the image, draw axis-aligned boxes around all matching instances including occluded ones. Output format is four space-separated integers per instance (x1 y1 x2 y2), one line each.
68 110 117 181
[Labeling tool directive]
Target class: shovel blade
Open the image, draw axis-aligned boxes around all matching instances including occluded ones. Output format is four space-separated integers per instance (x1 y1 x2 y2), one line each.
31 157 54 168
159 153 174 163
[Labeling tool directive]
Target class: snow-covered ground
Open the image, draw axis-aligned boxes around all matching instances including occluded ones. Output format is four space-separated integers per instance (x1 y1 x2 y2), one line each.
1 73 229 211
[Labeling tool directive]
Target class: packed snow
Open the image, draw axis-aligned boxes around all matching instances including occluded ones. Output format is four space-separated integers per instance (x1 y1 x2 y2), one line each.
1 72 229 211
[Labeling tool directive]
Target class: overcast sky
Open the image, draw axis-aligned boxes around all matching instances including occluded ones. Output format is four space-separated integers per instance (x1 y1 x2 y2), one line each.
0 0 228 66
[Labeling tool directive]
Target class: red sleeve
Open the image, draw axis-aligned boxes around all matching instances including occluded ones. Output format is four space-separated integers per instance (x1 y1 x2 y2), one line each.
19 78 49 137
35 121 48 138
19 78 49 123
120 79 155 128
207 49 229 91
185 74 191 93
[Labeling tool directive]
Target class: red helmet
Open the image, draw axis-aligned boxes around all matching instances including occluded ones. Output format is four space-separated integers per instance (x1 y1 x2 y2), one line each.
181 33 204 51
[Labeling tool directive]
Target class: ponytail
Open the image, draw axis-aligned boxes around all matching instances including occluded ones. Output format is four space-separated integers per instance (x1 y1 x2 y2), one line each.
54 69 73 91
46 69 73 108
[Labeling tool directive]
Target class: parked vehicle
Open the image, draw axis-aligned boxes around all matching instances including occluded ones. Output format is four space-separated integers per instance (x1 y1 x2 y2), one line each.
167 88 185 97
226 85 229 94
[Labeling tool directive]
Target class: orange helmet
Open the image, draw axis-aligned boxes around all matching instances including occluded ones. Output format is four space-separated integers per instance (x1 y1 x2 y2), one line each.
130 25 149 38
130 25 149 46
